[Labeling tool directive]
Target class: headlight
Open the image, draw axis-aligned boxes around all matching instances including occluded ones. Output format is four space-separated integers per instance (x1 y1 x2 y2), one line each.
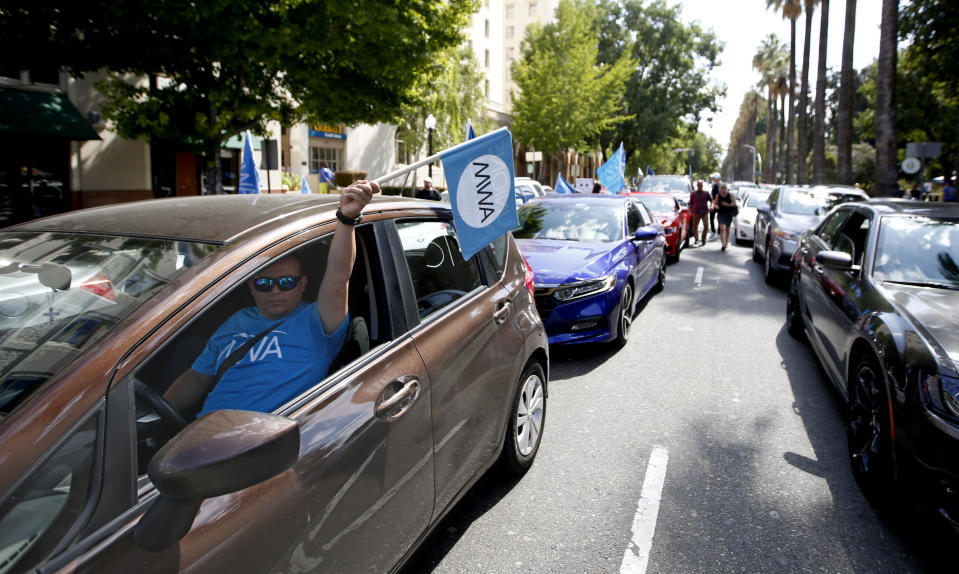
741 218 752 226
941 375 959 419
776 228 799 241
554 275 616 302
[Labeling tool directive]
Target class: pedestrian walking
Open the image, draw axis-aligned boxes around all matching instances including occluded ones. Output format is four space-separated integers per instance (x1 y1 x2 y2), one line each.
688 180 712 245
318 161 336 193
709 173 721 234
714 183 737 252
943 177 956 202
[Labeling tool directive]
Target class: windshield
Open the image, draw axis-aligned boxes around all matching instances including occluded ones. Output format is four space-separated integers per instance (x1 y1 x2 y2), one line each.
0 232 218 419
746 194 770 208
635 196 676 213
514 202 622 242
873 216 959 288
780 190 864 216
639 177 689 194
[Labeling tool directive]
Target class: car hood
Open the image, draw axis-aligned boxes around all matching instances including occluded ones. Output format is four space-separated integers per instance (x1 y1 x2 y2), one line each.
882 283 959 373
515 238 625 285
777 212 822 235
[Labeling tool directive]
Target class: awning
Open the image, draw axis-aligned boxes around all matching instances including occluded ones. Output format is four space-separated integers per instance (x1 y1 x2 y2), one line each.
0 87 100 140
223 133 261 150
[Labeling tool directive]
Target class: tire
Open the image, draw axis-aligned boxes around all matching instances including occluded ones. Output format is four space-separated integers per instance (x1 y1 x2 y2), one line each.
785 270 805 340
613 281 634 347
652 257 666 294
683 224 690 248
501 362 546 475
668 242 680 263
847 354 895 497
763 239 777 285
752 227 762 262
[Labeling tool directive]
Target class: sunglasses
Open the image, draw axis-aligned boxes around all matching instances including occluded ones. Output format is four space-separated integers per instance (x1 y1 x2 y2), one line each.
252 275 301 292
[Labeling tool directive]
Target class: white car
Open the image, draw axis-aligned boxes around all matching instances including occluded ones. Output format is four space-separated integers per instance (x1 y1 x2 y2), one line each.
733 190 770 244
514 177 545 198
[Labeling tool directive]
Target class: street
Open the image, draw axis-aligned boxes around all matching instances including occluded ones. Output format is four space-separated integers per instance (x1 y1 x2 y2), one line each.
402 234 953 574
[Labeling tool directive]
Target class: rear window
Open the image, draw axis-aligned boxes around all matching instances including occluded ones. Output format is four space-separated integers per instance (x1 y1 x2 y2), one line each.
635 195 676 213
639 177 689 194
0 232 218 420
780 190 865 216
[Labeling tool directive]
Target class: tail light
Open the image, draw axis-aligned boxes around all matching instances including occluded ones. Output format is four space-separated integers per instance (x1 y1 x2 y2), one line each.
522 256 535 299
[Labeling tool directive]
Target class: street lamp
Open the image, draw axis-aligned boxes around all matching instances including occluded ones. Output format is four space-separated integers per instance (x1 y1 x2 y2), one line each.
425 114 437 178
672 148 693 177
741 144 757 182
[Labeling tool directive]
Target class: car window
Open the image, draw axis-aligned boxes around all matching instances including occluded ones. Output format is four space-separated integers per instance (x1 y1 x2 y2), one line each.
626 202 641 234
745 194 769 208
0 410 100 574
514 201 622 242
0 232 218 422
635 195 676 213
833 212 870 265
396 220 483 319
815 209 852 245
487 234 508 278
873 216 959 286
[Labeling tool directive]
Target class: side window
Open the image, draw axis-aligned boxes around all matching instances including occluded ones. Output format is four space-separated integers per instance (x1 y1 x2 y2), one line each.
834 213 871 265
487 234 509 278
397 220 482 319
0 411 100 574
767 189 779 208
816 209 852 245
626 202 642 234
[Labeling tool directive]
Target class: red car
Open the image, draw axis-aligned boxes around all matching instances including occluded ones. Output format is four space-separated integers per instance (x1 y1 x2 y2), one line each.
628 192 690 262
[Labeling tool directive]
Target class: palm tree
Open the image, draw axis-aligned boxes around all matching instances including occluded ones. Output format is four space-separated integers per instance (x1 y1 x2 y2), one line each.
753 35 787 183
813 0 830 184
874 0 898 196
775 71 789 182
837 0 858 185
768 0 802 184
797 0 820 184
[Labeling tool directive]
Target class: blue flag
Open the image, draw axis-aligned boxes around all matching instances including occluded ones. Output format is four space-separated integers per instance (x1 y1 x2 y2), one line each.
646 165 655 176
301 176 312 194
555 173 577 194
238 131 262 195
466 119 476 141
440 128 518 260
597 142 625 194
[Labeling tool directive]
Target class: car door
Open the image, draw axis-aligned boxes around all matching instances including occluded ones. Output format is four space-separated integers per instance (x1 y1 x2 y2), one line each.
629 201 657 295
392 218 525 516
45 221 436 574
756 187 779 257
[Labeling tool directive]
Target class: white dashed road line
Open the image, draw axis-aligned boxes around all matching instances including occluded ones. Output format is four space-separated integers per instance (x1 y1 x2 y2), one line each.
619 445 669 574
694 266 704 288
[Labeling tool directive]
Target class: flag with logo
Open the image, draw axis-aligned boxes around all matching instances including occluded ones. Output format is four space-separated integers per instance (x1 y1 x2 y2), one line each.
300 176 312 194
440 128 518 260
238 131 262 195
554 173 577 195
466 119 476 141
597 142 626 194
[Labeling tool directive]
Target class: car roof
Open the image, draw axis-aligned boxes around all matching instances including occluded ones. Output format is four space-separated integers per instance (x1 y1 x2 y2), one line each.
4 195 424 243
851 198 959 217
526 194 629 203
628 191 674 198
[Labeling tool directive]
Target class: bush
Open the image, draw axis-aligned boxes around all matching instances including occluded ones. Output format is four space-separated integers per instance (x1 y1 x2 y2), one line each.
334 171 367 187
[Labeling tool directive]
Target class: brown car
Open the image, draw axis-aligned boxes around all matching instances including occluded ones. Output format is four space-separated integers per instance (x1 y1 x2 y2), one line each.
0 194 548 573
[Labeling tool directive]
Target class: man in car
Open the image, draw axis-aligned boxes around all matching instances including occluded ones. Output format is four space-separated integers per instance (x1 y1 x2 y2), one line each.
164 180 379 418
689 180 712 246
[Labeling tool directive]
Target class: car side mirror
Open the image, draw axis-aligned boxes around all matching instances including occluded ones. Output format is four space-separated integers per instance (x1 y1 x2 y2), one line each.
634 226 659 241
815 250 855 271
756 205 771 216
133 410 300 552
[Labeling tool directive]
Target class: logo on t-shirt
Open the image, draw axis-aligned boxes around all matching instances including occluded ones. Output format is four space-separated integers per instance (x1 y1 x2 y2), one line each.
217 330 288 365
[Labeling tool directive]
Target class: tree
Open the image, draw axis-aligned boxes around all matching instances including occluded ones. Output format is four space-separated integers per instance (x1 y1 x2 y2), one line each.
593 0 724 152
396 44 488 184
837 0 858 185
767 0 802 184
797 0 820 184
813 0 831 183
754 35 788 183
511 0 633 176
0 0 477 193
874 0 898 197
901 0 959 181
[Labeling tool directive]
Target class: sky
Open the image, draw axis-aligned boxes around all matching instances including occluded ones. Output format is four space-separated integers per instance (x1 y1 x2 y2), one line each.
672 0 884 152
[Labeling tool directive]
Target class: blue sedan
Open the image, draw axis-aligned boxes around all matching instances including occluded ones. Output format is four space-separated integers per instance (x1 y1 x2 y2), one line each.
513 195 666 347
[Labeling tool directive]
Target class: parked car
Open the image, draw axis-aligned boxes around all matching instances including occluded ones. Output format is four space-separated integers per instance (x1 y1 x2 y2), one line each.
628 191 690 262
639 174 693 208
515 182 539 205
753 185 869 284
513 195 666 347
515 177 545 198
786 200 959 528
732 189 771 245
0 194 548 573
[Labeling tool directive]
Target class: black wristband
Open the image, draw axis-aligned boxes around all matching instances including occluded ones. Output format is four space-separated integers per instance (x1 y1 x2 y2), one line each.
335 208 362 226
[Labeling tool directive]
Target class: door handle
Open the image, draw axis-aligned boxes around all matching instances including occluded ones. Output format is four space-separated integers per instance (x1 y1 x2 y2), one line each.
374 376 420 420
493 301 512 324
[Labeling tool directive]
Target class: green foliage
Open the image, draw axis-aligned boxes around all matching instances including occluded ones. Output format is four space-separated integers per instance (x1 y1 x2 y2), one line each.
593 0 725 150
396 43 489 161
510 0 634 162
281 170 300 191
0 0 477 179
634 132 721 181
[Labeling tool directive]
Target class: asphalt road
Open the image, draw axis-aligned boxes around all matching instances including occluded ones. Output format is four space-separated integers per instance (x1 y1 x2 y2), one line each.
401 232 954 574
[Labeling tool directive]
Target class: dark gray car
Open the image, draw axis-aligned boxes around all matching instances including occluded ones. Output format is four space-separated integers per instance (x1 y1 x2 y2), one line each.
753 185 869 284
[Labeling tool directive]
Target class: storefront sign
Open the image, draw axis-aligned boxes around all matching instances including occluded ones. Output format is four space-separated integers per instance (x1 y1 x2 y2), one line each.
309 123 346 140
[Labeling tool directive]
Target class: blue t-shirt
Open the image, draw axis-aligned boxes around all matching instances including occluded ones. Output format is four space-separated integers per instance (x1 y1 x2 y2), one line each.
192 303 348 416
319 167 335 183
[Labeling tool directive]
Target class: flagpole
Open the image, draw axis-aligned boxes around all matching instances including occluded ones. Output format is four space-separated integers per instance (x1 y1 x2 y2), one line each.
373 127 510 185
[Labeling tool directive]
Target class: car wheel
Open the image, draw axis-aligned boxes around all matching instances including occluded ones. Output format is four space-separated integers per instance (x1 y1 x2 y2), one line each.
752 227 762 262
669 242 681 263
501 361 546 475
785 269 805 340
652 257 666 294
763 239 777 285
683 225 690 248
613 281 634 347
847 354 895 496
